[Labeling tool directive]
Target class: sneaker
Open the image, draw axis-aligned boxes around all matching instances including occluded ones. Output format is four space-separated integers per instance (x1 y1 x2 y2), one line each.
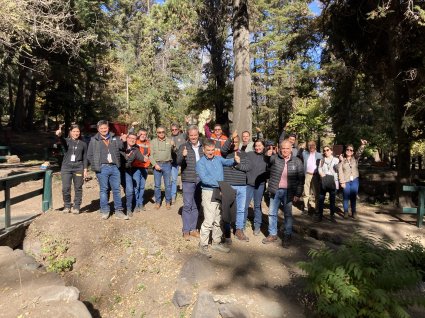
127 211 133 218
63 207 71 213
71 208 80 214
253 228 261 236
101 213 110 220
183 232 190 241
282 235 292 248
190 230 200 238
224 237 233 245
211 243 230 253
199 245 212 258
235 229 249 242
166 203 171 210
352 213 357 220
344 211 348 219
136 205 146 212
115 211 129 220
262 235 278 244
155 203 161 209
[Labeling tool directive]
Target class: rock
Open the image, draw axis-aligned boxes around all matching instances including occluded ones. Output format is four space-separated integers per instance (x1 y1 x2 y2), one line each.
61 301 92 318
219 303 251 318
15 255 41 271
180 255 214 284
191 291 219 318
213 294 237 304
172 279 193 308
6 155 20 164
0 246 13 255
36 285 80 302
258 300 284 318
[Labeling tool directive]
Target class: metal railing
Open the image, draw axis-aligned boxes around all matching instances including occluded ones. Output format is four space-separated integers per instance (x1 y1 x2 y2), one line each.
0 170 52 228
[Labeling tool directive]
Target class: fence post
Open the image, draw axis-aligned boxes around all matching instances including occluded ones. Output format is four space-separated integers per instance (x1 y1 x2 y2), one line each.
42 170 52 212
4 180 10 228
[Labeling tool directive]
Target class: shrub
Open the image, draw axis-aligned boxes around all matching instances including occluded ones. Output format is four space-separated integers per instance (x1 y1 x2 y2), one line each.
298 235 425 318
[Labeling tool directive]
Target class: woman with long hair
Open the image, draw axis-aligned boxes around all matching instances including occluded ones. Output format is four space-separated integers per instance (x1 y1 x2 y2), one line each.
56 124 88 214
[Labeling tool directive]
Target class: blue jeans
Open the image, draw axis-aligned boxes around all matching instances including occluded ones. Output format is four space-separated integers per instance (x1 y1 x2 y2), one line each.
232 185 247 230
133 168 148 207
268 188 292 236
153 162 172 204
171 163 179 200
182 181 201 233
318 187 336 217
246 183 265 231
96 164 123 214
124 169 136 212
343 177 359 214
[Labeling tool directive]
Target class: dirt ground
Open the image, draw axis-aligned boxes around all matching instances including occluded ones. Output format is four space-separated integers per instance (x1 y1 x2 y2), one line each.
0 168 421 317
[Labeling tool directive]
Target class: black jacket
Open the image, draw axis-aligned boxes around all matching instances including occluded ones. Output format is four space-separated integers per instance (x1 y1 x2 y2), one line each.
176 142 204 183
267 153 304 200
87 132 124 172
120 143 145 169
221 139 248 186
236 151 268 186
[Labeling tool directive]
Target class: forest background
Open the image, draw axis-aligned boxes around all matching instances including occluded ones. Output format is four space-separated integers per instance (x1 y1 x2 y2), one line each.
1 0 425 202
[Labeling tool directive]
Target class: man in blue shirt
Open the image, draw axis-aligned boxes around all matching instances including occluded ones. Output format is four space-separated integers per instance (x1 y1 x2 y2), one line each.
196 139 238 257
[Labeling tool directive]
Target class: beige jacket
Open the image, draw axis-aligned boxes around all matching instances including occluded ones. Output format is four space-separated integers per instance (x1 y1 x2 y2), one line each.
338 145 365 183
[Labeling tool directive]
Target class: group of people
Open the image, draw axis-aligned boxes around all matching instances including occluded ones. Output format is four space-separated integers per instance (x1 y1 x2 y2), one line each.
56 119 367 257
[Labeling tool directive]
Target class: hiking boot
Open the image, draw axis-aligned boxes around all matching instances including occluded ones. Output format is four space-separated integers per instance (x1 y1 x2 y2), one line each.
224 237 232 245
115 211 129 220
262 235 278 244
63 207 71 213
190 230 200 238
253 228 261 236
344 211 348 219
282 235 292 248
183 232 190 241
166 203 171 210
352 213 357 220
198 245 212 258
211 243 230 253
101 213 110 220
71 208 80 214
155 203 161 209
235 229 249 242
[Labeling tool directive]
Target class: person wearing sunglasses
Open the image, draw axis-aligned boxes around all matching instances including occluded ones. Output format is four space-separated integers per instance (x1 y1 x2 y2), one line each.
338 140 368 219
317 146 339 222
150 126 175 209
204 117 228 157
170 123 187 204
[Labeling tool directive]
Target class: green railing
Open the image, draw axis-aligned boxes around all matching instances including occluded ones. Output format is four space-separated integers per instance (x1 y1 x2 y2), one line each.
402 185 425 228
0 170 52 228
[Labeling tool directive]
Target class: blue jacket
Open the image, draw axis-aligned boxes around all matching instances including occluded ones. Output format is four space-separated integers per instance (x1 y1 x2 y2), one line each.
196 155 235 190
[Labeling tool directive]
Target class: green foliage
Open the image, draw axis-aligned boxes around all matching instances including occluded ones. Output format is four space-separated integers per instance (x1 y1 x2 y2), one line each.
298 235 425 318
41 236 76 272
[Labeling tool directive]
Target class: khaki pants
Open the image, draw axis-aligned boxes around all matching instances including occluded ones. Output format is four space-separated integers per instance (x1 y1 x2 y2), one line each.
303 173 320 210
200 190 223 246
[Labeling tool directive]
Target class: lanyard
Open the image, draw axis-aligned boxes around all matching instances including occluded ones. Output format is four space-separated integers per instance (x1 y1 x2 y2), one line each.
72 140 79 156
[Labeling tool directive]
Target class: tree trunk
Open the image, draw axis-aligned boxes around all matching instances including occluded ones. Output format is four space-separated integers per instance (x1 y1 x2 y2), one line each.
232 0 252 135
13 64 27 131
25 73 37 130
7 70 14 125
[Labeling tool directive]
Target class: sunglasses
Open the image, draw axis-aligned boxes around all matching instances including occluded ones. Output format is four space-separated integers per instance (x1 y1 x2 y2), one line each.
346 148 354 152
157 131 165 134
324 149 331 152
171 128 179 131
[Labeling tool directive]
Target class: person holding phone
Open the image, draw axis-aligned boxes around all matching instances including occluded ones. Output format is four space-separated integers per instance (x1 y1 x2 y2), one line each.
338 140 367 219
56 124 88 214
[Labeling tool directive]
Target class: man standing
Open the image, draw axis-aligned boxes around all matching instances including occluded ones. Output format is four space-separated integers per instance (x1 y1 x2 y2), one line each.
301 141 322 214
196 139 238 257
239 131 254 152
263 140 304 245
133 128 150 211
170 123 187 203
87 120 128 220
150 126 174 209
279 123 299 157
204 118 228 157
177 125 203 240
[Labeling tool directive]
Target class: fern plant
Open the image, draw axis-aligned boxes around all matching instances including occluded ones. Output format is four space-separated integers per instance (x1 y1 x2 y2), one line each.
298 235 425 318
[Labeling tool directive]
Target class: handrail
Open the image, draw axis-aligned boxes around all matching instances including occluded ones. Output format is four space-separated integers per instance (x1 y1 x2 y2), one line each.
0 170 52 228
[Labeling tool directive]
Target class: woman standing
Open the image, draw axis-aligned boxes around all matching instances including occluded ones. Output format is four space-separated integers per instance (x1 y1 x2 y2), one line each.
238 139 269 235
317 146 339 222
338 140 367 219
56 124 88 214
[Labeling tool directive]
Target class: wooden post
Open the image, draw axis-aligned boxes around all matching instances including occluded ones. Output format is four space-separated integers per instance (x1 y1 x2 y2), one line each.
42 170 52 212
4 181 10 228
418 188 425 228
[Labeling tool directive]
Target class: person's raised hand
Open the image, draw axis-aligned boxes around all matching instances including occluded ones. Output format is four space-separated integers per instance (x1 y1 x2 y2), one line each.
234 151 240 163
182 145 188 157
55 129 62 137
360 139 368 145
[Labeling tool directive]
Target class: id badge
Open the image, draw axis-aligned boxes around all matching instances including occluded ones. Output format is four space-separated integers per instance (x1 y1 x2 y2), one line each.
107 153 113 163
350 175 354 181
70 154 76 162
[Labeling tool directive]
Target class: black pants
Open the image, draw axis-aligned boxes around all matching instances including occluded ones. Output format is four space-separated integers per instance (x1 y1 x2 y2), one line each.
61 164 84 209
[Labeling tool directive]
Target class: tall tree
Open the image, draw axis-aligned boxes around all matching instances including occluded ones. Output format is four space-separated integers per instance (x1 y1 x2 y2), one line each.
232 0 252 135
